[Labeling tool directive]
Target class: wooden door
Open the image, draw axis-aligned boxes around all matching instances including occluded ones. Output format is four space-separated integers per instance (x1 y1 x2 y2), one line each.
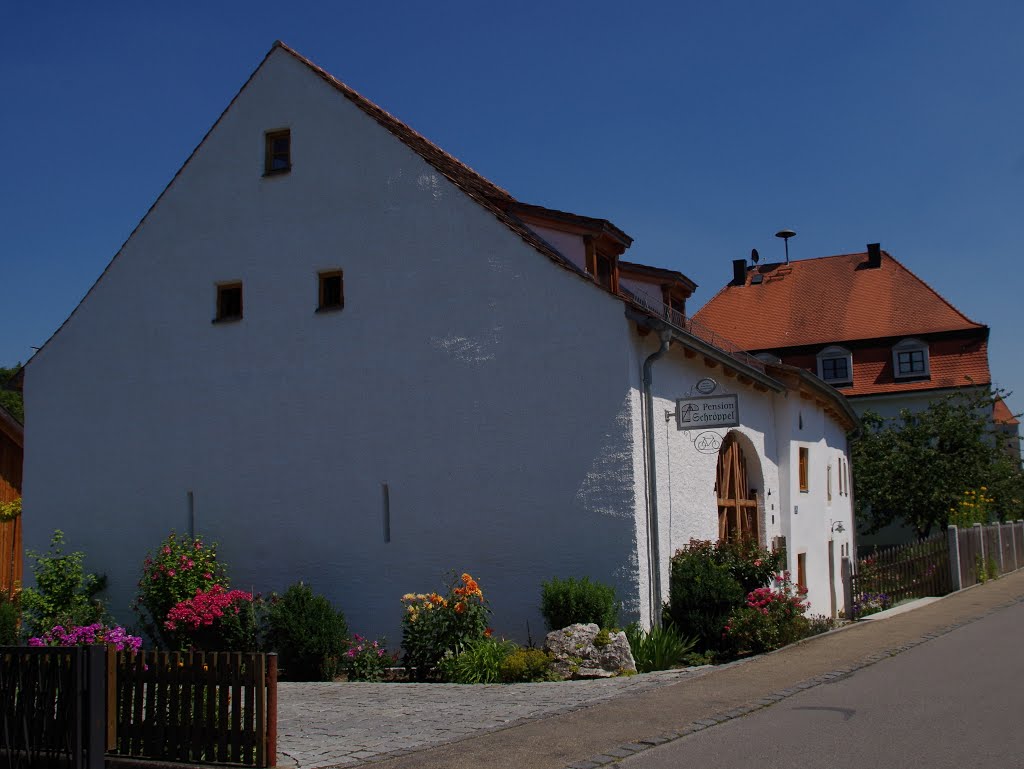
716 434 759 542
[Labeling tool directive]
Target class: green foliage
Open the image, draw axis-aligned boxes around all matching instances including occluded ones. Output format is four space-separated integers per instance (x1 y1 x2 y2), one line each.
624 622 696 673
853 390 1024 537
0 592 20 644
721 573 810 657
401 573 490 681
265 582 349 681
134 532 229 646
0 498 21 523
438 637 516 684
342 634 396 682
540 576 618 631
499 647 557 683
21 530 106 637
0 365 23 424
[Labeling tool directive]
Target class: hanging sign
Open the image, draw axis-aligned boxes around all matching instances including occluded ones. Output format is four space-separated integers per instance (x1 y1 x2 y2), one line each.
676 393 740 430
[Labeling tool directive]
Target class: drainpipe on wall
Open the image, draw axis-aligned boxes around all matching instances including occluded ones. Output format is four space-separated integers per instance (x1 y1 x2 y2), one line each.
643 330 672 628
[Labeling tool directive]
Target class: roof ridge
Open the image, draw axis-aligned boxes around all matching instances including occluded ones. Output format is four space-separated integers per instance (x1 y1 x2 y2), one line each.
272 41 513 202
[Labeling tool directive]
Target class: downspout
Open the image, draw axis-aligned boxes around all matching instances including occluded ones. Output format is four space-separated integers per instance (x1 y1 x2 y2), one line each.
643 331 672 628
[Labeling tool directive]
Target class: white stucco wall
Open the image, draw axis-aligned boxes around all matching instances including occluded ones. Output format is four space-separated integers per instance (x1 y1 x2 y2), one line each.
773 394 854 617
524 224 587 273
23 49 647 643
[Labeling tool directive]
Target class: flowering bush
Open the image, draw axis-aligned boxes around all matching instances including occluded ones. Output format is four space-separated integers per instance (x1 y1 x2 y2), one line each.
164 584 257 651
722 572 810 657
401 572 490 680
29 622 142 653
21 530 107 638
949 487 995 528
851 591 892 619
135 533 228 646
342 634 397 682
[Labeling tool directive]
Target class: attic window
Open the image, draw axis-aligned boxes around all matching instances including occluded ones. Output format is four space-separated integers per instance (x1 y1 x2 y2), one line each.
215 282 243 322
317 270 344 312
816 346 853 386
264 129 291 175
595 252 615 291
893 338 930 380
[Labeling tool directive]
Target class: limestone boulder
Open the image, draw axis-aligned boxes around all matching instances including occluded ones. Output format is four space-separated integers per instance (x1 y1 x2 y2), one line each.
545 623 637 679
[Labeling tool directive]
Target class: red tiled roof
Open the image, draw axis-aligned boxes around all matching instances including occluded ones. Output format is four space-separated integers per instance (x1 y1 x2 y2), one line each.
693 251 984 350
779 335 991 398
994 397 1020 426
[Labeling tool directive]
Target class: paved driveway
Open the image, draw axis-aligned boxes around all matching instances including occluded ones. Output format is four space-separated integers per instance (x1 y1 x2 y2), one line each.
277 668 711 767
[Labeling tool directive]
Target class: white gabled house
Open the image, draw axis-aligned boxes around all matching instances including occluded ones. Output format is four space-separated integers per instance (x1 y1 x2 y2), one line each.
21 42 857 640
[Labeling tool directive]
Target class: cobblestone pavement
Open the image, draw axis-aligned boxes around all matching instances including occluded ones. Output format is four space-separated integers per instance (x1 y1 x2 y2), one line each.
277 667 712 768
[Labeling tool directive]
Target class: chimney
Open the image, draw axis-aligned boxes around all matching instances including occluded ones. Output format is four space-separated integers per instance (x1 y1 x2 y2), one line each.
866 243 882 269
731 259 748 286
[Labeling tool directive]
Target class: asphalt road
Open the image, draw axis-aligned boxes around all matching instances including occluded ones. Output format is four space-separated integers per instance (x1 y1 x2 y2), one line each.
619 599 1024 769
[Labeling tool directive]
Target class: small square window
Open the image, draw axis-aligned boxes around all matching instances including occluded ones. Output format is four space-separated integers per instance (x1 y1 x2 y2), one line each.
215 282 243 322
821 357 849 382
264 129 291 175
897 349 925 375
318 270 344 312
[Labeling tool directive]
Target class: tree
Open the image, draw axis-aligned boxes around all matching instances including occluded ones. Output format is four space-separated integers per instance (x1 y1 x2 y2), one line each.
0 364 23 424
852 390 1024 538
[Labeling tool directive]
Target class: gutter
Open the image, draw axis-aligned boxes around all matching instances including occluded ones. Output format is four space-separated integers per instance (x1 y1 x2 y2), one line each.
642 330 672 628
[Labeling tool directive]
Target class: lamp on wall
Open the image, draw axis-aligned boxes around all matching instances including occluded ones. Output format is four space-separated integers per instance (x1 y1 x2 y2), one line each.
830 520 845 534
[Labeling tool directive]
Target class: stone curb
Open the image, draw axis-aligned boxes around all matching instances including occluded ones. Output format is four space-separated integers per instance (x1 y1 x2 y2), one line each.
557 591 1024 768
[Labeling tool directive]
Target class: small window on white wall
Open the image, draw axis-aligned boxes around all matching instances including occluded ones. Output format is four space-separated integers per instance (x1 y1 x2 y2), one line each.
816 346 853 386
893 338 930 379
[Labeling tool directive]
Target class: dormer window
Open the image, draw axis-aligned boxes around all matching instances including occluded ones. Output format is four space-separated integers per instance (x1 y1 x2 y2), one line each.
893 338 930 379
816 346 853 386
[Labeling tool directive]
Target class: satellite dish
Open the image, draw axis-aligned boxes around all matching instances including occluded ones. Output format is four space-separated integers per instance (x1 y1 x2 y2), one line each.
751 248 760 264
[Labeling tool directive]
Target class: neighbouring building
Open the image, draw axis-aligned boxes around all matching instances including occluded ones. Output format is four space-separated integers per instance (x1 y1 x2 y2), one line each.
21 42 857 639
0 403 23 594
694 246 1016 546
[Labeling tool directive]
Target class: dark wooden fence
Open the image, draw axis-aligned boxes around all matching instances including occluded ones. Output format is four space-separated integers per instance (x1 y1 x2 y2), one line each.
110 650 277 767
851 531 952 617
0 646 106 769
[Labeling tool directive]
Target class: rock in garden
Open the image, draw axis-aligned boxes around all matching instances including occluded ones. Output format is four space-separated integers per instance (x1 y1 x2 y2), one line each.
545 623 637 679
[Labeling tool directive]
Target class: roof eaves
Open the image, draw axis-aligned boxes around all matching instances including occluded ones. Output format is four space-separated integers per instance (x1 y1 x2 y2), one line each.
0 404 23 445
625 307 785 393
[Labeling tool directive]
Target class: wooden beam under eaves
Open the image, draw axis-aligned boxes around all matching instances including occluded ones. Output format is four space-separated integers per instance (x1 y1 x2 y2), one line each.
684 348 697 359
703 356 719 369
723 367 737 378
737 374 752 387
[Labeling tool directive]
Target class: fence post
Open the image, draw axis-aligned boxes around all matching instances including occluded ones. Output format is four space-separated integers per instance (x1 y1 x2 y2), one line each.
267 652 278 769
1011 522 1019 571
947 525 962 591
841 556 853 619
996 523 1005 573
85 645 106 769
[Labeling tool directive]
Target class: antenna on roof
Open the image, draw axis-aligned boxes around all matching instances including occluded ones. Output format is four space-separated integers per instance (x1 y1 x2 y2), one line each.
775 229 796 264
751 248 760 264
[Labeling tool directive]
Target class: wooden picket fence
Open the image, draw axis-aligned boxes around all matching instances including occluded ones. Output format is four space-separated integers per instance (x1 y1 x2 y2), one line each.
952 521 1024 589
851 530 952 615
109 650 277 767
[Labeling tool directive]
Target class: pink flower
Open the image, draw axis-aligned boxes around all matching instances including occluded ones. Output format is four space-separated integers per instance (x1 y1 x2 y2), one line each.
167 568 176 577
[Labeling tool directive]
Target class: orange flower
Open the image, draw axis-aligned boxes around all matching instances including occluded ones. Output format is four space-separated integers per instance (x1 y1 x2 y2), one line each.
454 602 466 614
484 628 493 638
461 573 472 583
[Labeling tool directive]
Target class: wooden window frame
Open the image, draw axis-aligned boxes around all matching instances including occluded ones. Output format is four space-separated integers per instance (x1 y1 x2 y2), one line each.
798 447 809 493
816 346 853 386
264 129 291 176
797 553 807 591
214 282 243 323
317 270 344 312
892 338 930 380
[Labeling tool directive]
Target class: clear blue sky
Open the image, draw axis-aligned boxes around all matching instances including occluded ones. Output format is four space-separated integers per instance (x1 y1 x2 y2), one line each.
3 1 1022 414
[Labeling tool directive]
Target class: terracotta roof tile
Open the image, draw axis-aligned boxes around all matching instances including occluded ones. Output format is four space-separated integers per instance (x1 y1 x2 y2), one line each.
693 251 984 350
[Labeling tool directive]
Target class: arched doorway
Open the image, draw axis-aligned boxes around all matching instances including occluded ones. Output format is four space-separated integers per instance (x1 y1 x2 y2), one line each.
715 433 759 542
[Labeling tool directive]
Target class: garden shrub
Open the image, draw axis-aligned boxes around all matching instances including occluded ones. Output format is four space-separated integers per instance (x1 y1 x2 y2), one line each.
666 539 782 653
21 530 107 637
0 592 20 645
164 584 260 651
135 532 228 646
265 582 348 681
721 572 810 657
499 647 557 683
401 572 490 680
540 576 617 630
343 634 396 682
28 623 142 652
624 622 695 673
438 637 516 684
